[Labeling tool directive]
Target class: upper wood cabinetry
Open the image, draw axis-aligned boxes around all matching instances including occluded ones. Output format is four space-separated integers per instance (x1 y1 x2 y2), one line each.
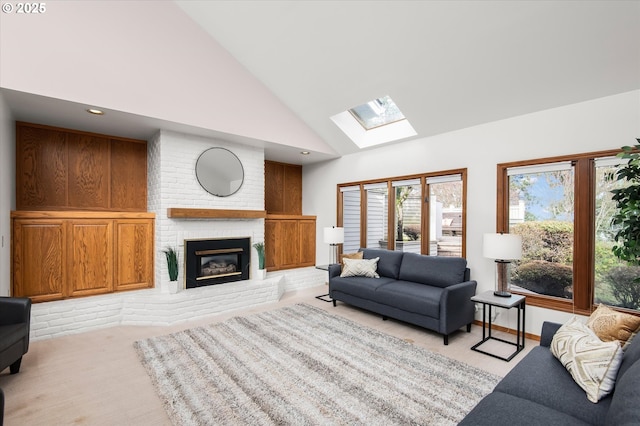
265 161 302 215
16 122 147 212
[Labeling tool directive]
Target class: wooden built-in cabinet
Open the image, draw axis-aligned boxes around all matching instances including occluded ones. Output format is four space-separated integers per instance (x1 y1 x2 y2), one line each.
16 122 147 212
12 211 154 302
265 215 316 271
12 122 153 302
264 160 316 271
265 161 302 215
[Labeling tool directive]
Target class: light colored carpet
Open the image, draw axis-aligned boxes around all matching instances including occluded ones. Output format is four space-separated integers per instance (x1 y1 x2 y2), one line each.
134 303 500 425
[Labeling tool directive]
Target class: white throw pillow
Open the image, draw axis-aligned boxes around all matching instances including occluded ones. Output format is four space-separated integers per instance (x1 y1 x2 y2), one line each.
340 257 380 278
551 316 623 403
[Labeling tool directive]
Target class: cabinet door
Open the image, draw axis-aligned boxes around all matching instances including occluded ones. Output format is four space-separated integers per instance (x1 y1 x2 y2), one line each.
265 219 279 270
265 162 284 214
114 219 154 291
16 125 68 210
283 165 302 215
111 140 147 211
67 220 113 297
298 219 316 266
12 219 66 302
279 220 300 269
67 133 110 209
265 219 299 270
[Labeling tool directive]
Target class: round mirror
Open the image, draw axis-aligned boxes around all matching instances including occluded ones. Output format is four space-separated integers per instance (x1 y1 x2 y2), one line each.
195 147 244 197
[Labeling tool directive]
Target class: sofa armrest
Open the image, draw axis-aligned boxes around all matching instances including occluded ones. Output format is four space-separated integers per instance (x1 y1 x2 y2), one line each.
328 264 342 279
440 280 477 334
540 321 563 347
0 297 31 326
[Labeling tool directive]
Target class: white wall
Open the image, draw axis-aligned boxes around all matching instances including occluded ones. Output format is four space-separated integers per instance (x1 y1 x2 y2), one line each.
0 1 333 155
0 92 15 296
303 90 640 334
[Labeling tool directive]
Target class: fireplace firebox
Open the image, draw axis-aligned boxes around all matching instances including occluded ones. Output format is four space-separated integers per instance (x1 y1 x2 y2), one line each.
184 237 251 288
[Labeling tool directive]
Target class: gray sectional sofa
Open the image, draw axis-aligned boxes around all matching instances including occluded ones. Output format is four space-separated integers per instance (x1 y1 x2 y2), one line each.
328 248 477 344
459 321 640 425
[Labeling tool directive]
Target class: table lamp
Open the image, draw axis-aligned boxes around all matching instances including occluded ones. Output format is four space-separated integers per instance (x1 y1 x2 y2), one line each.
483 233 522 297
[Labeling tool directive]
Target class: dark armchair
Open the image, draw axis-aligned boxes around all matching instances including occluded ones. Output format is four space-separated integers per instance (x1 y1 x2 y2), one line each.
0 297 31 374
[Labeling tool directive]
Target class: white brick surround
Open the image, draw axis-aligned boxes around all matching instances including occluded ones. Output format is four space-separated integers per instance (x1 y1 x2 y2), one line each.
30 268 327 340
30 130 325 339
148 130 266 285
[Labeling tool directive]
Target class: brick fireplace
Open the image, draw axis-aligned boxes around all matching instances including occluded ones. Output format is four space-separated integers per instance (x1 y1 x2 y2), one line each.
147 130 265 288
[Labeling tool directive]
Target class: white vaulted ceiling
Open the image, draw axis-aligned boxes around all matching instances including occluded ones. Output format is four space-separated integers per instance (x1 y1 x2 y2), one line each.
2 1 639 164
176 0 640 158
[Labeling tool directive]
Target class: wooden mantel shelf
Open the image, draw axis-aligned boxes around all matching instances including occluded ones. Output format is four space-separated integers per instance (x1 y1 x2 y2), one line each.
167 208 267 219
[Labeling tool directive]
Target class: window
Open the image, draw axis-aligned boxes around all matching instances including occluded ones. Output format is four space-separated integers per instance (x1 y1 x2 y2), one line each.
349 96 406 130
364 183 389 249
594 157 639 311
330 95 417 148
427 175 464 257
507 162 575 301
338 170 466 258
497 150 638 315
340 186 361 254
392 179 421 253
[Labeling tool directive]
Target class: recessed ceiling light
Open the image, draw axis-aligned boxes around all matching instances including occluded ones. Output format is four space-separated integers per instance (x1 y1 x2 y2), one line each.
86 108 105 115
300 151 310 155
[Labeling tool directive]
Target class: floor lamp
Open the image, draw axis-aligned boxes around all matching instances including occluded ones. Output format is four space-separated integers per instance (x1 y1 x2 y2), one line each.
483 233 522 297
316 226 344 302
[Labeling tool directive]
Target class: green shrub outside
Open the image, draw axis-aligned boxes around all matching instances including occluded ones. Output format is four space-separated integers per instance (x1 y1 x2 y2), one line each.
602 265 640 310
511 221 573 298
512 221 573 264
513 260 573 298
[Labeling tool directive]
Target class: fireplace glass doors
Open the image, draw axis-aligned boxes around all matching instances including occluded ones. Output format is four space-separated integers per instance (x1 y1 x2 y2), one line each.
184 238 251 288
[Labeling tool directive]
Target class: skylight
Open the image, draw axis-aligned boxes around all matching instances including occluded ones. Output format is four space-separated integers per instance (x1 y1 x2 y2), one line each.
349 96 405 130
331 95 417 149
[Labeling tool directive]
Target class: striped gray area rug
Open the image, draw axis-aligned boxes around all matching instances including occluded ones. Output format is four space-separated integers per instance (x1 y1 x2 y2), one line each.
134 303 499 425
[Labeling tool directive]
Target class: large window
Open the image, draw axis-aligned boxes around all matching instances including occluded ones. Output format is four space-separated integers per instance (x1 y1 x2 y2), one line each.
365 183 389 249
593 157 639 311
340 186 361 253
507 162 575 301
427 175 464 257
338 170 466 257
498 150 639 315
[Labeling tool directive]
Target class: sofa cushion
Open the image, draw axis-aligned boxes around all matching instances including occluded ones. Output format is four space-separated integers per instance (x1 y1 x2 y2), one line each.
605 359 640 425
397 253 467 288
340 251 363 263
459 391 591 426
616 325 640 381
586 304 640 349
340 257 380 278
551 317 623 403
374 281 442 318
361 249 404 279
494 346 612 425
329 276 396 300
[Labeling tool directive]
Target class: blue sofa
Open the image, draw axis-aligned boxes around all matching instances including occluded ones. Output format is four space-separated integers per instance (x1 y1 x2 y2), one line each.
328 248 477 345
459 321 640 425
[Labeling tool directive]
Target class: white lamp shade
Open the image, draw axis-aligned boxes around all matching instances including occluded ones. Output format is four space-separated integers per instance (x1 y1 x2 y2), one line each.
483 233 522 260
323 227 344 244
